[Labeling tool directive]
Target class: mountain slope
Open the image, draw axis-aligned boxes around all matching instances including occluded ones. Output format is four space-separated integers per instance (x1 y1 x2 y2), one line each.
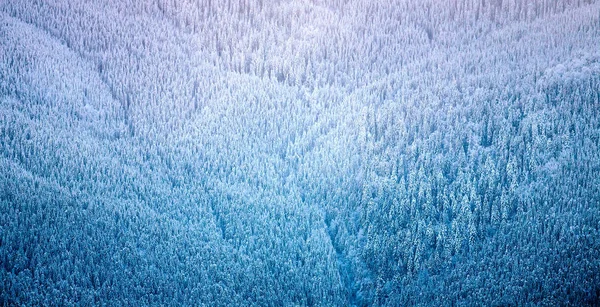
1 0 599 306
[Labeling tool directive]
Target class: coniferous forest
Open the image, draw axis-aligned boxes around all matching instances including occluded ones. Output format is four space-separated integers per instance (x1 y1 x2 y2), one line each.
1 0 600 306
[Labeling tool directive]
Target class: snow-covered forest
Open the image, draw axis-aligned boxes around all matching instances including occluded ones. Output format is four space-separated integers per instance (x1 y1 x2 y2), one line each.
1 0 599 305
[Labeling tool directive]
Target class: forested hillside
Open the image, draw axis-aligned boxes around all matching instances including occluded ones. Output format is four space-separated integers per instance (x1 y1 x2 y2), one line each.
1 0 599 305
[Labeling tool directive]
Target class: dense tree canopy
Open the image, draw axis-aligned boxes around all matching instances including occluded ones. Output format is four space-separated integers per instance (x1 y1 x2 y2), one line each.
1 0 599 305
